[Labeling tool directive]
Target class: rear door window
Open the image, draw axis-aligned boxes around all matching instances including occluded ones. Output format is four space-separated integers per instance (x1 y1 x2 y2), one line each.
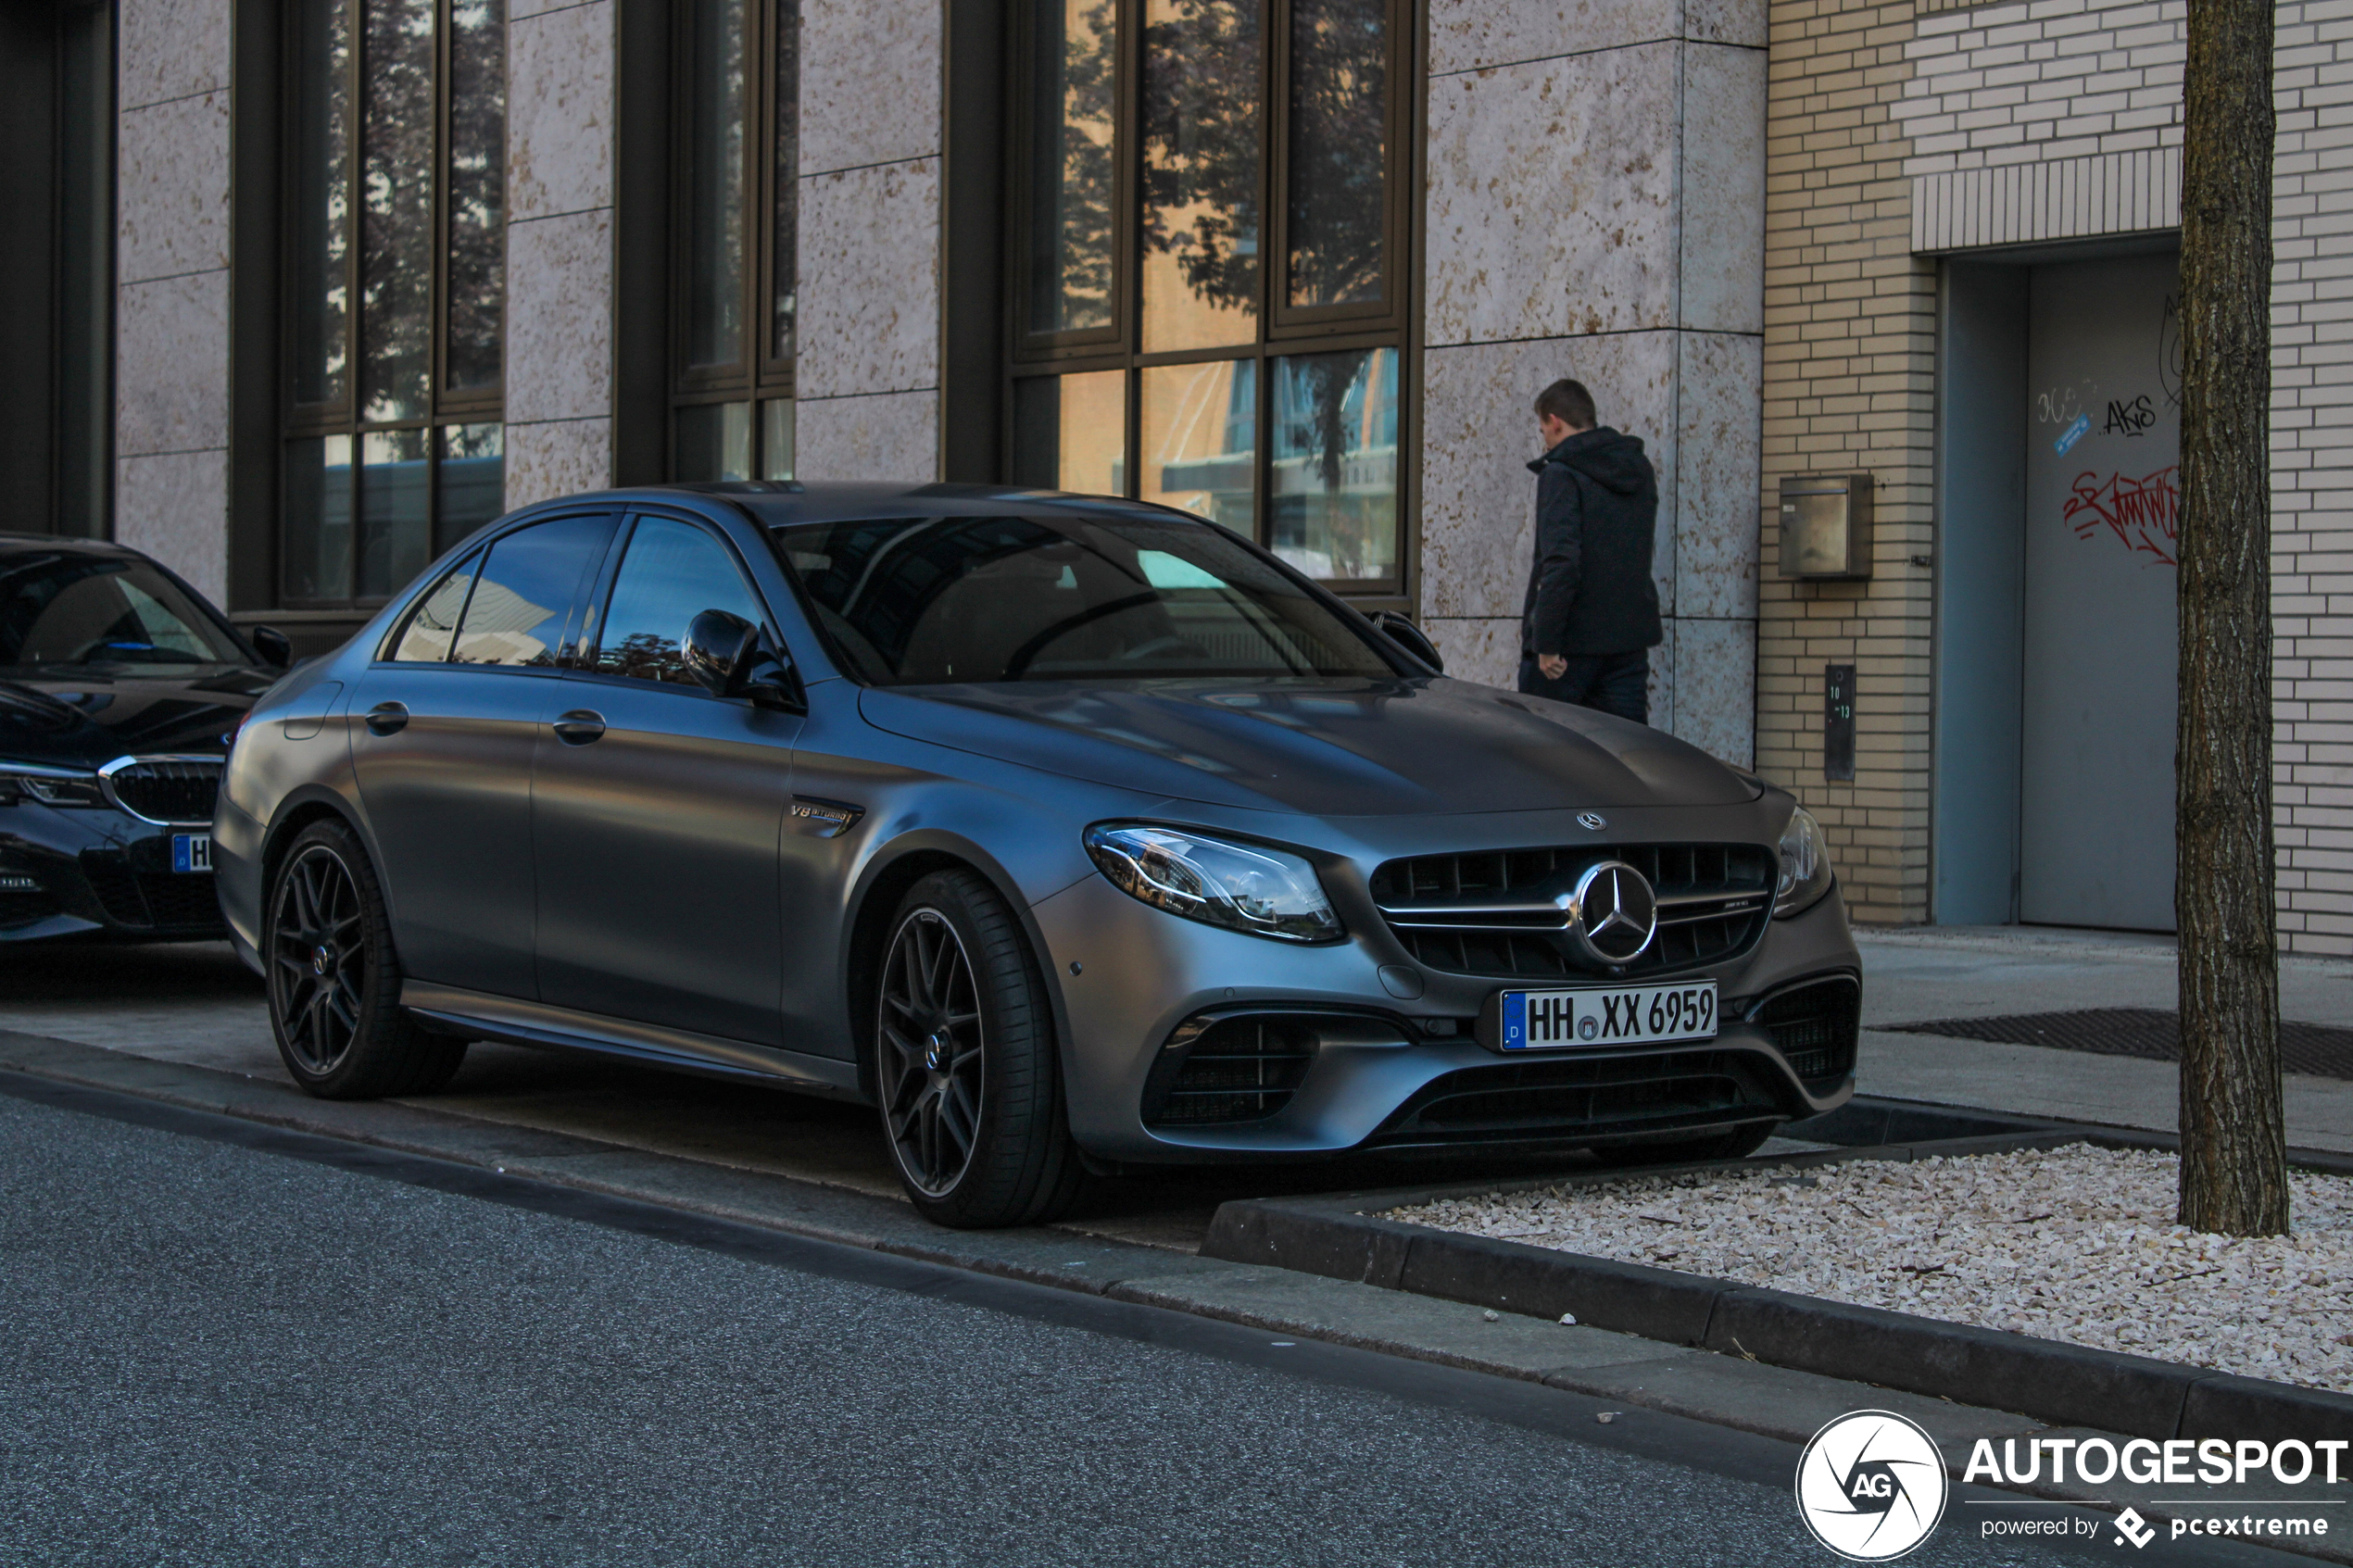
587 516 765 686
451 514 614 668
384 554 480 662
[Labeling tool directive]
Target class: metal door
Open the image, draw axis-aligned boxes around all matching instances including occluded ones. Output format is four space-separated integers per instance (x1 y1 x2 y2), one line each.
2019 253 2181 930
530 513 800 1045
350 511 616 994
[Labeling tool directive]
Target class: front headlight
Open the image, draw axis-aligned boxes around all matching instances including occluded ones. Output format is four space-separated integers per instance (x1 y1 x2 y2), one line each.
1774 806 1834 918
0 764 107 809
1084 823 1343 944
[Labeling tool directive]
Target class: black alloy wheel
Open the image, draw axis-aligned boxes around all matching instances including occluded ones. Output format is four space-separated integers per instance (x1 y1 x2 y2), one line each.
271 841 367 1075
873 869 1087 1227
878 909 986 1198
264 818 466 1099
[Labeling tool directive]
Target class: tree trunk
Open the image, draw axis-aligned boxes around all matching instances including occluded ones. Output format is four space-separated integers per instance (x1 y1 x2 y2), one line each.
2176 0 2286 1236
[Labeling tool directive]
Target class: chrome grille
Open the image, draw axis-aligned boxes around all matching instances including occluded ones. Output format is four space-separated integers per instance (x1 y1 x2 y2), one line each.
99 757 222 824
1370 842 1775 979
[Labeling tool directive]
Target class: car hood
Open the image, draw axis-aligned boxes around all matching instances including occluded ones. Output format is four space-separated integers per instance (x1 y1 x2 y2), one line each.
858 677 1759 816
0 668 272 771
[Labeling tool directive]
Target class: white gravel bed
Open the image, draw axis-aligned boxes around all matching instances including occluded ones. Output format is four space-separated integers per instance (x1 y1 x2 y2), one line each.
1386 1145 2353 1393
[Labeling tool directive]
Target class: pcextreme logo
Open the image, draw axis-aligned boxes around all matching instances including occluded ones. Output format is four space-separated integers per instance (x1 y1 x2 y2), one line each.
1796 1410 1951 1561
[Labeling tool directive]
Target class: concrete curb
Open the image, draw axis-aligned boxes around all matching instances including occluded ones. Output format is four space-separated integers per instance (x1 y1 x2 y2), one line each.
1202 1186 2353 1444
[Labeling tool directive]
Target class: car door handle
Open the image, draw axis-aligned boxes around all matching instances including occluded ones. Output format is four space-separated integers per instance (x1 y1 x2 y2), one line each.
364 701 409 736
552 709 607 745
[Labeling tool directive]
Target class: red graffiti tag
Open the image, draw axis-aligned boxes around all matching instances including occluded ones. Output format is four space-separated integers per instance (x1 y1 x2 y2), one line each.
2063 466 2179 565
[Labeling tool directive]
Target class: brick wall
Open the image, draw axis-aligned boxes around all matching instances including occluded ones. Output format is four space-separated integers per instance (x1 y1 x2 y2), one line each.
1767 0 2353 948
2269 0 2353 954
1893 0 2185 174
1758 0 1937 926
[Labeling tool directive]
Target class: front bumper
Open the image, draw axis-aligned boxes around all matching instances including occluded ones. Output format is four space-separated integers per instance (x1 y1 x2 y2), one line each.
1030 868 1859 1164
0 804 226 943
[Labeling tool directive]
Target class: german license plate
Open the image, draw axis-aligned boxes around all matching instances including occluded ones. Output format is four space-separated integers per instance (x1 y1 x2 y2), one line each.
1497 981 1718 1050
171 833 212 873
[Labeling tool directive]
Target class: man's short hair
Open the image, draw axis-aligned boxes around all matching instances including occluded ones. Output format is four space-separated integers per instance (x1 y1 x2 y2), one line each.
1533 379 1597 431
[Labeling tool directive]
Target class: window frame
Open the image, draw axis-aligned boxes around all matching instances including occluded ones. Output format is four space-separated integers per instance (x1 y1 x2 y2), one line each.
568 508 784 693
278 0 508 612
1003 0 1414 597
666 0 799 482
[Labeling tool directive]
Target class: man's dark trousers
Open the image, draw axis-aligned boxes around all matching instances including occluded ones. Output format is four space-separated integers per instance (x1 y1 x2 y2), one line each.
1517 649 1648 722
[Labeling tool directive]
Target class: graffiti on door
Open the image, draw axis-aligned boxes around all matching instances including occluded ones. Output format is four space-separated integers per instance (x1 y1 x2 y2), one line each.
2063 465 2179 565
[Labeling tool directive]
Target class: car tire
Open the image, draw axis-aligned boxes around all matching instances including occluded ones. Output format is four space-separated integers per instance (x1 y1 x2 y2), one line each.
265 818 466 1100
1596 1120 1777 1167
873 868 1087 1228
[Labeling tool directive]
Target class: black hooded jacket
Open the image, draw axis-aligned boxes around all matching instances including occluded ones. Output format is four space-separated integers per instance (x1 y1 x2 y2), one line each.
1521 426 1663 658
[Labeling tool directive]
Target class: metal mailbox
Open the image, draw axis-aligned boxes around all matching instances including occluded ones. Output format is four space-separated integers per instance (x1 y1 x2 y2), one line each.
1779 473 1874 581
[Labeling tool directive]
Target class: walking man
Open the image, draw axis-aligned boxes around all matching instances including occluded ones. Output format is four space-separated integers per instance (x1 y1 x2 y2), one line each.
1518 378 1663 723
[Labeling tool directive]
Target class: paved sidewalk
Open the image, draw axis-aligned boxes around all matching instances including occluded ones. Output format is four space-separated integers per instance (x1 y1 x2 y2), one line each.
1858 925 2353 1154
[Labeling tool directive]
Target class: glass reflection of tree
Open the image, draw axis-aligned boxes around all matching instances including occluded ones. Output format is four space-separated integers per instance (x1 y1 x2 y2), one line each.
447 0 504 394
360 0 434 420
1287 0 1387 311
1044 1 1119 332
610 630 686 683
1138 0 1387 561
1139 0 1260 317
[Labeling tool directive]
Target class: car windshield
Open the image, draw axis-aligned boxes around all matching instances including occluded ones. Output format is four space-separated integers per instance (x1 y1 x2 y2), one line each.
771 513 1400 685
0 550 247 671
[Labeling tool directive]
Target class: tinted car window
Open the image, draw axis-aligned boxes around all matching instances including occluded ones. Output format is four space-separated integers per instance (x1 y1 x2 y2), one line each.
385 554 480 662
589 517 763 685
0 550 245 671
774 514 1396 685
451 515 610 667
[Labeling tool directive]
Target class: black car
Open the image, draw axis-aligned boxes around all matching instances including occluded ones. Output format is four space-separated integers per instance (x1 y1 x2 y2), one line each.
0 533 289 943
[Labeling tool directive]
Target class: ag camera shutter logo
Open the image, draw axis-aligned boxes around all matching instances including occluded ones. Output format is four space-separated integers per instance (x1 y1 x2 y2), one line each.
1795 1410 1950 1561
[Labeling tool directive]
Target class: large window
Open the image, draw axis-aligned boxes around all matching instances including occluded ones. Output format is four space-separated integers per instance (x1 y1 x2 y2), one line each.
282 0 507 609
1011 0 1407 592
671 0 798 483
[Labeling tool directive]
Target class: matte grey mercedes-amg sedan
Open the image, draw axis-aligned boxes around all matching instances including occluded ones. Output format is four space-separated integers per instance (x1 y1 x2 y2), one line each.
216 483 1858 1226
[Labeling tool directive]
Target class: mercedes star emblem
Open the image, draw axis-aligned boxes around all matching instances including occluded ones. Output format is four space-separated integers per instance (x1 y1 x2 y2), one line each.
1566 860 1658 966
1577 811 1606 831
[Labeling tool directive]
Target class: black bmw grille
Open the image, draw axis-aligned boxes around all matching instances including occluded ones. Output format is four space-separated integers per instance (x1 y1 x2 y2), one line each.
1370 1049 1782 1148
1369 842 1776 979
102 758 222 824
1142 1016 1317 1126
1750 976 1859 1085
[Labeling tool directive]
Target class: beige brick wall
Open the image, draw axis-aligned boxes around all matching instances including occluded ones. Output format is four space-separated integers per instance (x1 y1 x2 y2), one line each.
1759 0 1937 926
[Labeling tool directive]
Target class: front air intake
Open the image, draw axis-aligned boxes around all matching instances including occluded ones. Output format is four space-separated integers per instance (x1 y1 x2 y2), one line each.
1141 1015 1318 1127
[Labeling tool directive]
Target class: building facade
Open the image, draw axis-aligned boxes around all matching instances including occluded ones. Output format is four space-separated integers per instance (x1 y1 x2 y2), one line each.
5 0 2345 946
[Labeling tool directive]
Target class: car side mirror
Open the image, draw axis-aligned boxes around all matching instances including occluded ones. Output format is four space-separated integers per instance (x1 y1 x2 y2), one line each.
1370 610 1443 673
683 608 801 710
249 625 295 670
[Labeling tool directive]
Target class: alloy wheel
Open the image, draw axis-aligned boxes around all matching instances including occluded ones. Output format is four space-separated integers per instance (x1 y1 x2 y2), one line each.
271 844 368 1075
877 908 986 1197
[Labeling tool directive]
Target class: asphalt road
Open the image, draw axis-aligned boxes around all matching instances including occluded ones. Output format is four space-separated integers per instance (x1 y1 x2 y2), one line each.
0 1086 2144 1568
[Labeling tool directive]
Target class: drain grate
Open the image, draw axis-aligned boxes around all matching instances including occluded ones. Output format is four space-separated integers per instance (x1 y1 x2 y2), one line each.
1885 1008 2353 1083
